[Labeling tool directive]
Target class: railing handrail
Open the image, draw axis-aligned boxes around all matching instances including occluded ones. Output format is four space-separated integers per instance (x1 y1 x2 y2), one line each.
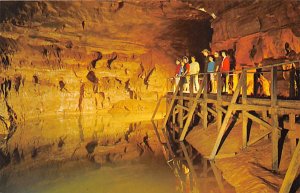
167 60 300 79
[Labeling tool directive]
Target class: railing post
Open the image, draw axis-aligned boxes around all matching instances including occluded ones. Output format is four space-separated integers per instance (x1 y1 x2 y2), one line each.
242 70 248 149
178 77 184 129
290 65 295 98
203 74 208 129
217 72 222 130
271 66 279 171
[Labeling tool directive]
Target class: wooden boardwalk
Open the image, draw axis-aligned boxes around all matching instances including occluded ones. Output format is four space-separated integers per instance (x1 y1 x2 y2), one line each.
152 60 300 193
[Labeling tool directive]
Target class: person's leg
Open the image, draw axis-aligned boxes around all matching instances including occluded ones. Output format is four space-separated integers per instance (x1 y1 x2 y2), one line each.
186 76 190 93
221 73 225 92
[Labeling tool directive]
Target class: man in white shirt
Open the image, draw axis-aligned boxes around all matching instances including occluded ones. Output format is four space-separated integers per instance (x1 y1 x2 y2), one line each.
189 56 200 92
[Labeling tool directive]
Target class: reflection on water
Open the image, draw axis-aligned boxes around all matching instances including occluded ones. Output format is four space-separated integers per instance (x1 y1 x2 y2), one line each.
152 120 236 193
0 115 235 193
0 114 178 193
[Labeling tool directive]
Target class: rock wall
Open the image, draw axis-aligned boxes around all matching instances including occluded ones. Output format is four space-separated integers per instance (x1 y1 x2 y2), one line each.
0 1 212 128
209 0 300 69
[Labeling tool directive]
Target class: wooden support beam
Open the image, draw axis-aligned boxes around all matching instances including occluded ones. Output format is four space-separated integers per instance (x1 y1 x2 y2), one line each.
209 72 245 160
179 75 206 141
163 79 182 128
207 107 217 116
247 131 272 146
196 112 203 119
244 112 273 130
242 70 248 149
210 161 226 193
178 79 184 129
151 120 164 144
176 104 190 112
162 129 175 158
289 114 297 155
216 105 227 114
271 66 279 171
230 104 270 111
180 142 198 179
151 96 165 121
279 142 300 193
203 75 208 129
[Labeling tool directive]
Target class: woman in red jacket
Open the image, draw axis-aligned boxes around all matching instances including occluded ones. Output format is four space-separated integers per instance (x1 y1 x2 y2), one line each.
221 51 230 93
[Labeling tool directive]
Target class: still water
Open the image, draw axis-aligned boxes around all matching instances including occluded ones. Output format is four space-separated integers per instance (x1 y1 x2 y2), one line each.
0 114 234 193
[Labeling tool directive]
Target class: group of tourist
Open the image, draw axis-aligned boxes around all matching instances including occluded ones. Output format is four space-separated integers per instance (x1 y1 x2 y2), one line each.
175 49 234 93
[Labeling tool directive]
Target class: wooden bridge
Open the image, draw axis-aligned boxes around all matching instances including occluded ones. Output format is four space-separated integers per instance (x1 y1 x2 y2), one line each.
152 60 300 193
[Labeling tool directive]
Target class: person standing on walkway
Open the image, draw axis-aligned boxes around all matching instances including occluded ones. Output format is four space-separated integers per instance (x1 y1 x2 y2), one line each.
213 51 222 93
174 58 183 91
207 55 216 93
189 56 200 92
201 49 210 73
221 50 230 93
182 56 190 92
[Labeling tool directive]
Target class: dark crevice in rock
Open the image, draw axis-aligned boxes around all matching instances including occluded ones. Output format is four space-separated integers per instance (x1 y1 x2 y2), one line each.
85 140 98 154
12 146 21 164
142 133 154 153
124 80 137 99
144 67 156 88
14 75 22 93
32 75 39 85
107 52 117 69
4 100 17 142
90 51 102 69
58 136 66 148
59 80 68 92
0 78 12 98
78 82 85 112
31 146 38 159
86 71 99 93
124 123 136 142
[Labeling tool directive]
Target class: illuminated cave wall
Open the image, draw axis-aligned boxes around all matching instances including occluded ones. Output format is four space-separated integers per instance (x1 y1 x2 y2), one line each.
206 0 300 68
0 1 211 123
